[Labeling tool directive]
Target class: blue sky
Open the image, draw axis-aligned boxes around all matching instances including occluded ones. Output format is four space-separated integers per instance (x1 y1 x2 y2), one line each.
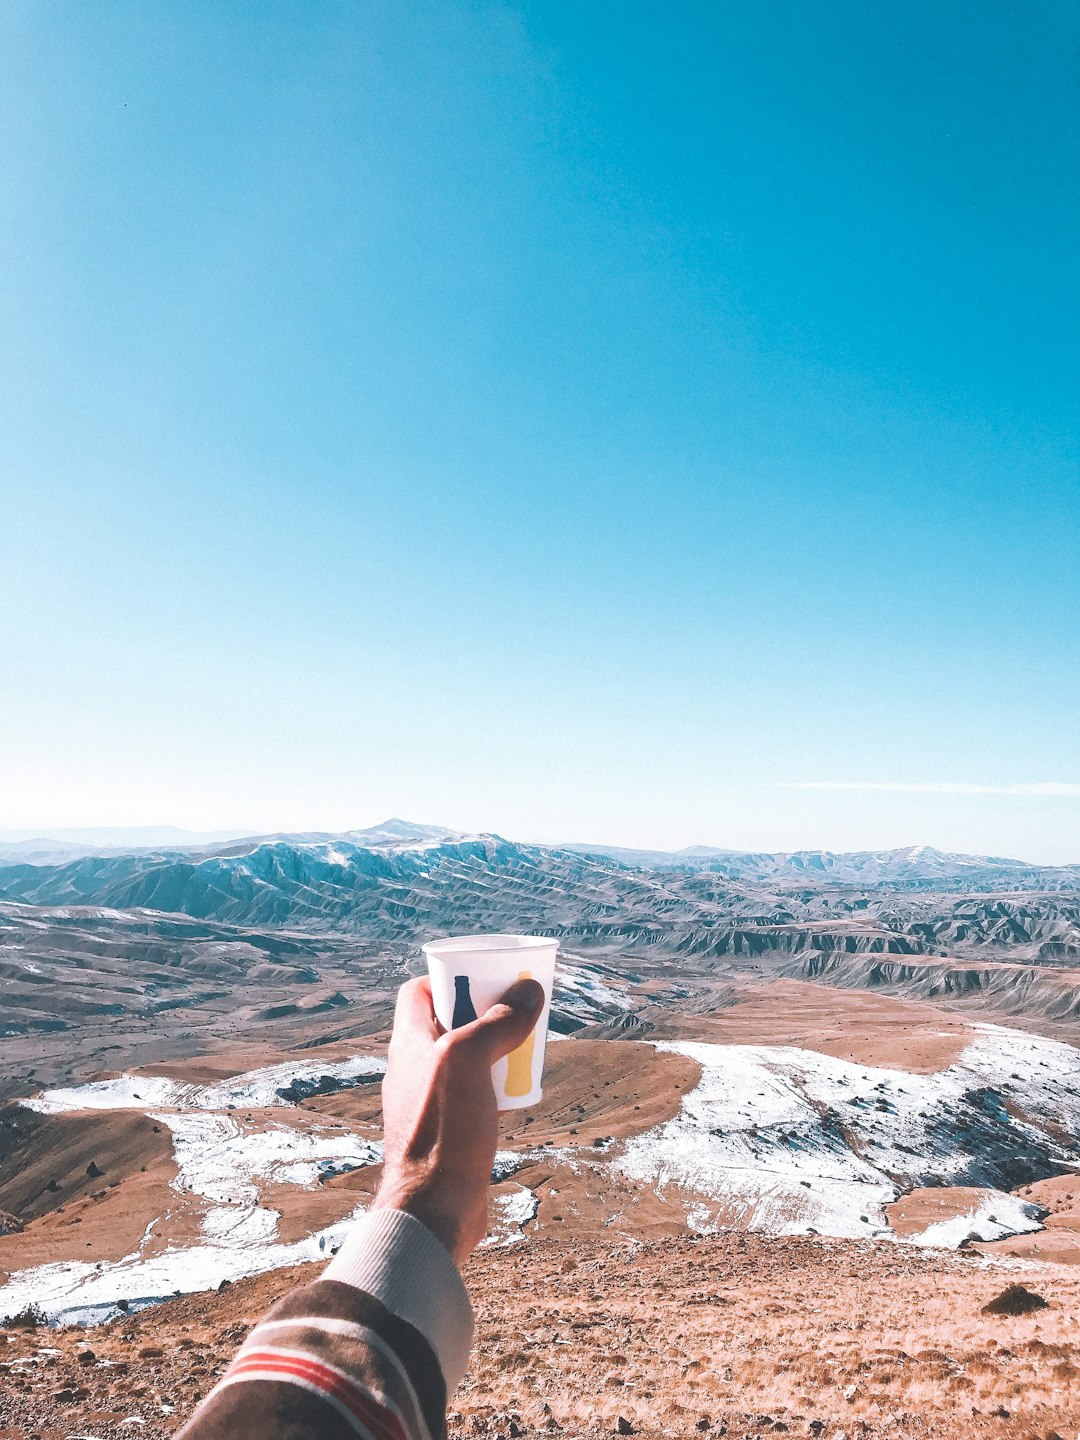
2 1 1077 860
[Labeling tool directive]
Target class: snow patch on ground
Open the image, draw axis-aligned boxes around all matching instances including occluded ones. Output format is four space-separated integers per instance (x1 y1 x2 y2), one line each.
481 1186 539 1247
199 1205 279 1246
554 962 631 1023
26 1055 385 1114
908 1191 1046 1249
0 1204 366 1326
156 1111 381 1206
492 1150 524 1182
616 1023 1080 1244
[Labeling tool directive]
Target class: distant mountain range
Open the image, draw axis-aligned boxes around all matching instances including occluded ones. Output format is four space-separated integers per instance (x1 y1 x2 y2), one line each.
564 839 1078 886
0 825 1077 963
0 820 461 865
0 819 1075 891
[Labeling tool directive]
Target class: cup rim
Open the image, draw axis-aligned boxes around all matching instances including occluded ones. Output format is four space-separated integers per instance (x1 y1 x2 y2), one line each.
422 932 558 959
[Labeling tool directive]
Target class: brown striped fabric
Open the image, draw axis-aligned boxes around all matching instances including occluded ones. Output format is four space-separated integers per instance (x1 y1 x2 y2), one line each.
174 1212 472 1440
175 1282 446 1440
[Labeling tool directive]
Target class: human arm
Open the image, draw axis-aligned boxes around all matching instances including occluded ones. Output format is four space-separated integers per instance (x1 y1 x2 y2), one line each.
174 974 544 1440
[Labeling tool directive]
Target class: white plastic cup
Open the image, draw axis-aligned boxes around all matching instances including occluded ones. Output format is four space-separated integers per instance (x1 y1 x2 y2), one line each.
422 933 557 1110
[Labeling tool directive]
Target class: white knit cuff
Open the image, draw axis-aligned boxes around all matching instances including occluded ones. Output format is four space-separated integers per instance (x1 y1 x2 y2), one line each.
322 1207 475 1391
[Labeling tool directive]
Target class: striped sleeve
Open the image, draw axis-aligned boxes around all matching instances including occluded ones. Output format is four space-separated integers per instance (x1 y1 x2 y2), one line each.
174 1209 475 1440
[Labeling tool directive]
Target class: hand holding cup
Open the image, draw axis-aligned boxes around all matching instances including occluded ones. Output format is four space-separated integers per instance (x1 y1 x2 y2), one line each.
373 973 545 1264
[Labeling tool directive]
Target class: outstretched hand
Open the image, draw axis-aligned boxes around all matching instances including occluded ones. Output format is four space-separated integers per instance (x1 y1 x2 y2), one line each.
372 975 545 1265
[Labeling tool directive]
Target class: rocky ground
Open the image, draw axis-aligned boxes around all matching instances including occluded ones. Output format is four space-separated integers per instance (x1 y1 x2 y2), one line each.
2 1234 1078 1440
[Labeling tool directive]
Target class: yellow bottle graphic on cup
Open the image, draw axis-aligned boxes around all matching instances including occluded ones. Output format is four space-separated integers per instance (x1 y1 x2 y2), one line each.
504 969 536 1098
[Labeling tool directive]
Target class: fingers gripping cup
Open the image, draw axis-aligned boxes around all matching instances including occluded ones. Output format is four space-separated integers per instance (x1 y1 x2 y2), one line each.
423 934 557 1109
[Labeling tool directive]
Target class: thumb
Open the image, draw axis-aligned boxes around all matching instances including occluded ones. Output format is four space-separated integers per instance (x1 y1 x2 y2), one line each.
457 978 545 1061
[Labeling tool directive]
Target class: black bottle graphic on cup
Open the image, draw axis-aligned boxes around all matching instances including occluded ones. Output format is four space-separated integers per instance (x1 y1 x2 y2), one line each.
452 974 478 1028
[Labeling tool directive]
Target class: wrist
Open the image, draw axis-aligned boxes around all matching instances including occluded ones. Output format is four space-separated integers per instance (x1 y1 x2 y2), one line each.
372 1174 484 1266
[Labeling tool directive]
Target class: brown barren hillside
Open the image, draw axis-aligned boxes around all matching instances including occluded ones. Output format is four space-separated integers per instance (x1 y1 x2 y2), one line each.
2 1236 1078 1440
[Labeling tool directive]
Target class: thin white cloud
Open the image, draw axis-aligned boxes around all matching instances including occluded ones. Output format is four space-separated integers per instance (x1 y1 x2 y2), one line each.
774 782 1080 797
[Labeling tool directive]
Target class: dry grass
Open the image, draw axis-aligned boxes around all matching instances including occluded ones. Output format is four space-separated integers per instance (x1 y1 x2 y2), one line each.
1 1234 1077 1439
459 1234 1080 1439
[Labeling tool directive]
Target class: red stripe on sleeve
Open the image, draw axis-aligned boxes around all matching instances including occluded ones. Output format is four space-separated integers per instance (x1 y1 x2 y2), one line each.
228 1350 409 1440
